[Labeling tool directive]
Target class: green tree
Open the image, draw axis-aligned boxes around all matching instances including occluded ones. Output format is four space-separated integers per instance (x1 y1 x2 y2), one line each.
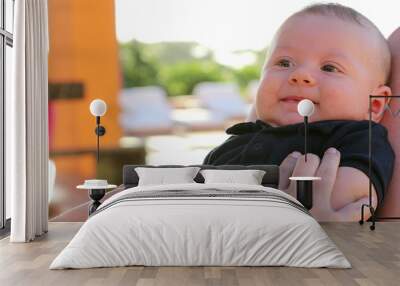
160 60 227 96
233 64 261 89
119 40 268 96
119 40 159 87
232 47 268 90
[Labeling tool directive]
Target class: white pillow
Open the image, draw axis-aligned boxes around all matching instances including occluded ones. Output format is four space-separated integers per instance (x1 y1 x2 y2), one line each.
200 169 266 185
135 167 201 186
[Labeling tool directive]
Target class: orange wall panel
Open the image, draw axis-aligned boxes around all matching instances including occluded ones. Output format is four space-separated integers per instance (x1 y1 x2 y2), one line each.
48 0 122 151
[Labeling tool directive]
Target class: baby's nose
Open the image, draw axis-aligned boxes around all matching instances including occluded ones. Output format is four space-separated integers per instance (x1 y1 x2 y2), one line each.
289 69 316 86
291 78 311 84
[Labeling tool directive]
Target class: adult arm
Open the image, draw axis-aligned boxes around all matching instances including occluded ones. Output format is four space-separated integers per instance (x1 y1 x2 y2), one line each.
380 27 400 216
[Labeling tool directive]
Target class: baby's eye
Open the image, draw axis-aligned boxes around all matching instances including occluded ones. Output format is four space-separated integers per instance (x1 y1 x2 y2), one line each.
321 64 340 73
276 59 293 68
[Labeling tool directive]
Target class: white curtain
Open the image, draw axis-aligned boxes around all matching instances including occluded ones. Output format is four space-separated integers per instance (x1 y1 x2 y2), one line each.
7 0 49 242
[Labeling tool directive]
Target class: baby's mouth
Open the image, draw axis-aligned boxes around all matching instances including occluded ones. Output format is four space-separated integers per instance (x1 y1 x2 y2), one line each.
280 96 317 104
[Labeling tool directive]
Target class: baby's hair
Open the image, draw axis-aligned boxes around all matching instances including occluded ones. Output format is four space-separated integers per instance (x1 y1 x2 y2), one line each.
294 3 391 84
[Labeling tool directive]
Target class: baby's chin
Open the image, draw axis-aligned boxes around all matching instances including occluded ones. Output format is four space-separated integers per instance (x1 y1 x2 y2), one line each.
262 113 305 127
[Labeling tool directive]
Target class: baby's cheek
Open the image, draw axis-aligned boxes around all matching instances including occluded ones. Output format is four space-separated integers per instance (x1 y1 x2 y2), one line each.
256 89 274 115
318 98 366 121
256 72 286 120
256 76 280 103
319 81 369 118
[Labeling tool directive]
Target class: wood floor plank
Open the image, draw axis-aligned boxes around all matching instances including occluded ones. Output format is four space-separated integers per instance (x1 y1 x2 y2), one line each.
0 222 400 286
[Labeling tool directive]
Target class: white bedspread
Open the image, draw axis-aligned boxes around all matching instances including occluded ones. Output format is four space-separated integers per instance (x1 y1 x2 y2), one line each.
50 183 351 269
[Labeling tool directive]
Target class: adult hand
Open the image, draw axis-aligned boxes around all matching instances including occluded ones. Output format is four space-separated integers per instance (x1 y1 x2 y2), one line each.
278 150 321 198
279 148 370 221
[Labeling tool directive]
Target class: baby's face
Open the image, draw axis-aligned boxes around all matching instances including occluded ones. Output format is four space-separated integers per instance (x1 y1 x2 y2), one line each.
256 14 389 126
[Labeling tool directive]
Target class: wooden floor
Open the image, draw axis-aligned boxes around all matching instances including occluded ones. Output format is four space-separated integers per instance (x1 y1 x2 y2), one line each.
1 222 400 286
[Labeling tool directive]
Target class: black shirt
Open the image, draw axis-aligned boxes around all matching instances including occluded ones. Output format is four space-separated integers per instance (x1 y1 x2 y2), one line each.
203 119 395 205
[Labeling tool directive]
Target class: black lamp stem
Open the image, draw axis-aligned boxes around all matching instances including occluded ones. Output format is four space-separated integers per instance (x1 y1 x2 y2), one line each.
304 116 308 162
96 116 100 166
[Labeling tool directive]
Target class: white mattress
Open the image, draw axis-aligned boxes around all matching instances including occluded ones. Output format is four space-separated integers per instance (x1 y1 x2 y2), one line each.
50 183 351 269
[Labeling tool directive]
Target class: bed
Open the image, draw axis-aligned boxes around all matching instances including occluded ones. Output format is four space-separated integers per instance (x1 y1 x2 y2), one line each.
50 164 350 269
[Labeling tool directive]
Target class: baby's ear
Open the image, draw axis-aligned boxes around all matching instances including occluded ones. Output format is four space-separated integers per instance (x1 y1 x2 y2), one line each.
369 85 392 122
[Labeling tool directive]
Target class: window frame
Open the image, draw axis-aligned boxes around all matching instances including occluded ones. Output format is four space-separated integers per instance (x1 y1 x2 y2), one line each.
0 0 14 231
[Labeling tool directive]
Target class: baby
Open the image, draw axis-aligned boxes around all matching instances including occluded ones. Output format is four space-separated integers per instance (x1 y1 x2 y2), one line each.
203 3 395 221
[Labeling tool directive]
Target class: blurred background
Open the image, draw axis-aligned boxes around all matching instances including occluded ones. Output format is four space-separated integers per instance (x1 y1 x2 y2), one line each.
47 0 399 220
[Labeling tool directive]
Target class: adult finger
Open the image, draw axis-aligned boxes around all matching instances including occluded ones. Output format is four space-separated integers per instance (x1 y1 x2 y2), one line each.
287 153 320 197
313 148 341 210
279 151 301 190
291 153 320 177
